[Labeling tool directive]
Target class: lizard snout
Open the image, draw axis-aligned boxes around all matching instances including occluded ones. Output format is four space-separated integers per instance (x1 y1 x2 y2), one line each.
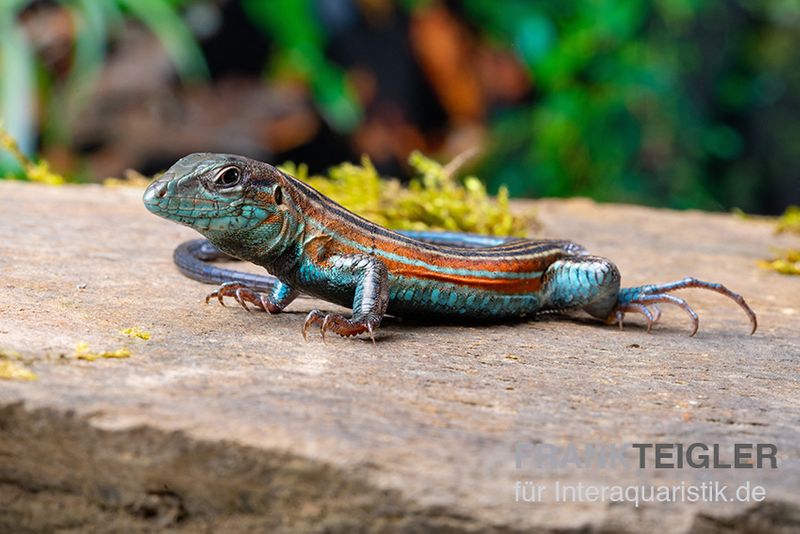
143 178 170 211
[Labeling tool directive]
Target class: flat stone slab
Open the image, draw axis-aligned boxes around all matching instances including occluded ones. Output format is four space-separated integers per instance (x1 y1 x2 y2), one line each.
0 182 798 532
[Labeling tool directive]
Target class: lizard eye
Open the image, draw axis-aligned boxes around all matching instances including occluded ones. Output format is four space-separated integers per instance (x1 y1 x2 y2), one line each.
214 166 242 188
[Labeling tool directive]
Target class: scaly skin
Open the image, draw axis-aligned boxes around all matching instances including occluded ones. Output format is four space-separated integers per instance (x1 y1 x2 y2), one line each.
143 153 757 341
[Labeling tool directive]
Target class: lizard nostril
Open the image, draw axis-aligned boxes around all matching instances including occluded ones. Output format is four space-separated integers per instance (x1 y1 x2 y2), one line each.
155 182 167 198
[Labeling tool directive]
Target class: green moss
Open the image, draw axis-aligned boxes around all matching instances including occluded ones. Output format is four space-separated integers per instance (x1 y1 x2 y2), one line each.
120 327 151 340
759 206 800 275
759 250 800 276
0 122 65 184
776 206 800 235
73 342 131 362
281 151 534 237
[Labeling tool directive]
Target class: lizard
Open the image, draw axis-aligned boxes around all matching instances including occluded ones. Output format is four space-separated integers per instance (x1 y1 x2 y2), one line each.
143 152 757 341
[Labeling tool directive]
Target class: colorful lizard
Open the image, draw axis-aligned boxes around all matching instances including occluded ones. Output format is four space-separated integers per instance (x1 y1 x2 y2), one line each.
143 153 757 341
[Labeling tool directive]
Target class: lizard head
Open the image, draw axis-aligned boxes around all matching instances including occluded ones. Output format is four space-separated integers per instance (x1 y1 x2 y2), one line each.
143 153 291 255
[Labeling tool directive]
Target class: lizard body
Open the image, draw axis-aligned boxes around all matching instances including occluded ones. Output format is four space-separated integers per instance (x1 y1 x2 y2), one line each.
143 153 757 340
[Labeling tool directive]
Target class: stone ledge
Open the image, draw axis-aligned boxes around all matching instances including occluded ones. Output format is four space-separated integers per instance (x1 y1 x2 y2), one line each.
0 182 798 532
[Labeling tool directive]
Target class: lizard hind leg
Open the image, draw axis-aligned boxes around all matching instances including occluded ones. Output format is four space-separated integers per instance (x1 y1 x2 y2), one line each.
539 255 622 320
541 258 757 336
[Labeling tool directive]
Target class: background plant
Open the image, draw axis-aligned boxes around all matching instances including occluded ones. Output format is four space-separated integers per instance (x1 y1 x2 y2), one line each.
256 0 798 213
0 0 206 175
461 0 800 212
1 0 797 216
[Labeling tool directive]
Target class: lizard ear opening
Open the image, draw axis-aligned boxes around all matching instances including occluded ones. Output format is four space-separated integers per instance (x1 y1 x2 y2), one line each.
274 185 283 205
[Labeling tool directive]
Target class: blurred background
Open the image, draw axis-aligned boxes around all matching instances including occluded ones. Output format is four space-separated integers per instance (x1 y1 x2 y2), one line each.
1 0 798 214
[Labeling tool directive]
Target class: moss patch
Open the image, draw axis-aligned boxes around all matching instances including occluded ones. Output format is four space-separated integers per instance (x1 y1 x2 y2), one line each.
282 151 534 236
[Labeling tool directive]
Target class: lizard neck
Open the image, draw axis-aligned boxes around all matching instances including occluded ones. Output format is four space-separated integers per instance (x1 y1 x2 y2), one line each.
204 205 306 277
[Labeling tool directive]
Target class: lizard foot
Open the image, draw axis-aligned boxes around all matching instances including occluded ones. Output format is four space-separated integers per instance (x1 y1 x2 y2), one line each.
302 310 379 343
205 282 273 313
614 278 757 336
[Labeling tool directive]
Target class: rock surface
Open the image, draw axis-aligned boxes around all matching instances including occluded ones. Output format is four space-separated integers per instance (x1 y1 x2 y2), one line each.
0 182 798 532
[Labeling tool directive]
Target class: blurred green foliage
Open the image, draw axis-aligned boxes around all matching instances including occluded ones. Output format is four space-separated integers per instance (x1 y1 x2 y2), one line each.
255 0 798 212
242 0 362 131
463 0 800 211
2 0 797 214
0 0 206 174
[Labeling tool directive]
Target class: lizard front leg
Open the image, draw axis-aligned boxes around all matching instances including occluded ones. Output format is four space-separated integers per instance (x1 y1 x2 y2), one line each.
206 278 298 314
303 254 389 342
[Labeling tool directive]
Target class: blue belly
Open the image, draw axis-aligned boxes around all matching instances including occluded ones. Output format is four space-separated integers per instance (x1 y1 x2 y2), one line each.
385 275 542 319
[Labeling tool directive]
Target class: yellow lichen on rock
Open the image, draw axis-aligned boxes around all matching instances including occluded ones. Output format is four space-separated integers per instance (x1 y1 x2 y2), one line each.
120 327 152 340
759 250 800 276
760 207 800 275
74 342 131 362
0 360 38 381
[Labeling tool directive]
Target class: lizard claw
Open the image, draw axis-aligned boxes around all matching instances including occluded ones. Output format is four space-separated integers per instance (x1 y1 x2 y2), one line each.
639 294 699 336
206 282 269 312
205 286 225 306
366 322 376 345
234 288 252 312
301 309 380 341
614 302 658 333
302 310 326 341
320 314 333 343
